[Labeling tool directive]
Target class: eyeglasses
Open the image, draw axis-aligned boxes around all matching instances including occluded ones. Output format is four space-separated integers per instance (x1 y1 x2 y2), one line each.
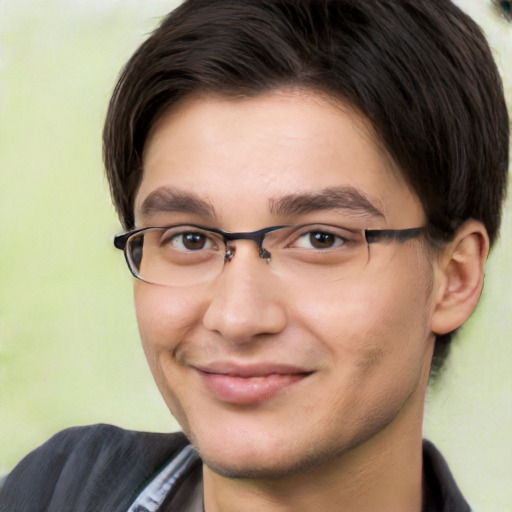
114 223 423 287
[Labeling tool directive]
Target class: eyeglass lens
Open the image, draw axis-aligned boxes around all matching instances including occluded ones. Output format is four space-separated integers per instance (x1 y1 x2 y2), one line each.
125 224 374 287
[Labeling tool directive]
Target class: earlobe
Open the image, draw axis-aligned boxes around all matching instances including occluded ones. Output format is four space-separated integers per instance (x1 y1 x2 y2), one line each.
430 220 490 335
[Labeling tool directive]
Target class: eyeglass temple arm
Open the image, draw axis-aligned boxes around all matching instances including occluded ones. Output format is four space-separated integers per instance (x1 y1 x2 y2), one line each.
365 227 424 244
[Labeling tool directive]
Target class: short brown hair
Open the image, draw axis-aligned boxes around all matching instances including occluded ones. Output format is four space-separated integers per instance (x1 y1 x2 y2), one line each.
103 0 509 373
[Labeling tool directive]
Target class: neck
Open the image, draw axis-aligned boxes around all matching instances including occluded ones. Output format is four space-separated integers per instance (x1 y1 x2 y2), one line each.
203 408 425 512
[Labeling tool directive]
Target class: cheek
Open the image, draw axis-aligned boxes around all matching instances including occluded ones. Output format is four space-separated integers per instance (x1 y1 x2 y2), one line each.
302 265 434 431
134 282 204 355
298 258 434 376
133 283 203 425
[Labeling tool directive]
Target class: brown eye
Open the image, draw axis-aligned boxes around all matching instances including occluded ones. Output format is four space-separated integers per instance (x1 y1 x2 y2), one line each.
292 229 347 250
309 232 338 249
166 231 217 251
182 232 208 250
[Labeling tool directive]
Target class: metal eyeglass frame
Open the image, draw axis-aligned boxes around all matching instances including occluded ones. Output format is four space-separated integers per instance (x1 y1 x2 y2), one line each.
114 224 424 273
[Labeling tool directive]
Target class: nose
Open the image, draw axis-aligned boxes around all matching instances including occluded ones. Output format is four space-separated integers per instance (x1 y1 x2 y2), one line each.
202 243 288 345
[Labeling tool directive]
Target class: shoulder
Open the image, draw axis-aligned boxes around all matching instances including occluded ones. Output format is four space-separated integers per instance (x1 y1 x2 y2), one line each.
0 424 189 512
422 439 471 512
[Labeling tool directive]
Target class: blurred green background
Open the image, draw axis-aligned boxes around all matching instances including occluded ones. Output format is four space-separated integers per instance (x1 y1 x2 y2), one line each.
0 1 510 510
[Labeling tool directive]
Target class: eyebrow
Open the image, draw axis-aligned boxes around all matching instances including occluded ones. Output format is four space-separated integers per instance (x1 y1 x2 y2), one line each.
138 187 216 220
137 185 385 223
269 186 385 219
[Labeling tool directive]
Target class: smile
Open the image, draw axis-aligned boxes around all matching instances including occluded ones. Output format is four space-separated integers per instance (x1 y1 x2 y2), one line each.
193 363 312 405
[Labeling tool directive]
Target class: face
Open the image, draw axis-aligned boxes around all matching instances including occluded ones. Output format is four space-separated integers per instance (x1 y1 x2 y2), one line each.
134 90 436 479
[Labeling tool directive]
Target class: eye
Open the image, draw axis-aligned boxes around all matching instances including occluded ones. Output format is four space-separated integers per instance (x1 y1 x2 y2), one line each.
292 230 348 250
164 230 218 251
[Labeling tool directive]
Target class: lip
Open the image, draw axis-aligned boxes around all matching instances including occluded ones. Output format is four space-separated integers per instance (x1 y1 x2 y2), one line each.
193 362 312 405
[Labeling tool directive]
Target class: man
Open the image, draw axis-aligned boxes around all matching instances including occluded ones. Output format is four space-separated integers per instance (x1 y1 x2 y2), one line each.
1 0 509 511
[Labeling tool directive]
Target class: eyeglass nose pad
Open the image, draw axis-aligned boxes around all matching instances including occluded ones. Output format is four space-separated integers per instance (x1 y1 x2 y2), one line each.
224 244 271 262
258 247 271 261
224 246 235 263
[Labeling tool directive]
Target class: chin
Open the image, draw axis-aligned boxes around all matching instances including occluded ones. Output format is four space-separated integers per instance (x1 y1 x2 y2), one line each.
201 455 314 480
194 435 347 481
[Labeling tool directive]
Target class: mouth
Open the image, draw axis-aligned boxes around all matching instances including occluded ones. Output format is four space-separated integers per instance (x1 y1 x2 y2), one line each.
193 362 313 405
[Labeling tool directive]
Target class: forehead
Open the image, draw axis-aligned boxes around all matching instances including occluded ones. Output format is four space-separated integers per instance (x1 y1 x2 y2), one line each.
136 90 423 227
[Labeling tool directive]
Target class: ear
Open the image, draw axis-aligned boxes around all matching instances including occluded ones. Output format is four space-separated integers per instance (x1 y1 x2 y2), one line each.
430 220 490 335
